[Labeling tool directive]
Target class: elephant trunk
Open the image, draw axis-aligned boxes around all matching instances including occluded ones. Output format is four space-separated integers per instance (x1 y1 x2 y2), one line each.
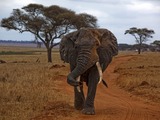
76 61 103 92
67 46 99 86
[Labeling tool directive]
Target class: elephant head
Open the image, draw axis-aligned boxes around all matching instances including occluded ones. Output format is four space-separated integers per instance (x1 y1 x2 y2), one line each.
60 28 118 86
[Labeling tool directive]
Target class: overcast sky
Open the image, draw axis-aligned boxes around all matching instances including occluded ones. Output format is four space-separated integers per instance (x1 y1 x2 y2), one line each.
0 0 160 44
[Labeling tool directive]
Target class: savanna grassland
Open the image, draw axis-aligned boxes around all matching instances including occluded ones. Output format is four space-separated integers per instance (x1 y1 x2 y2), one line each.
115 52 160 103
0 46 74 120
0 46 160 120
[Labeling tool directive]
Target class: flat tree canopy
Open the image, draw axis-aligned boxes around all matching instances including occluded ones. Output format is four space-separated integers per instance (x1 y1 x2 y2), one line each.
1 4 98 62
125 27 155 54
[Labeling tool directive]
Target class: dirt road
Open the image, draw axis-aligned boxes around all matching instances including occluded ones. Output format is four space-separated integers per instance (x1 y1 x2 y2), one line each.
33 55 160 120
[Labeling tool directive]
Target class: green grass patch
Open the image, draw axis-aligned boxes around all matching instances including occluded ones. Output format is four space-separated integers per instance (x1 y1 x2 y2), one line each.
0 51 35 55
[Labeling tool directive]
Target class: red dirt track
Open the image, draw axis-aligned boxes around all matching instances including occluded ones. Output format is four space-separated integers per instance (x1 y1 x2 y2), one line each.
33 55 160 120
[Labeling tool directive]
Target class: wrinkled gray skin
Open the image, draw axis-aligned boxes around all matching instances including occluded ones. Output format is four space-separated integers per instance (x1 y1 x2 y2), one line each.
60 28 118 115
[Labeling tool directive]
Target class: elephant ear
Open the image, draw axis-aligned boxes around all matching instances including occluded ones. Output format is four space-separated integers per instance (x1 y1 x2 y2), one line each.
60 31 79 63
90 29 101 47
98 29 118 56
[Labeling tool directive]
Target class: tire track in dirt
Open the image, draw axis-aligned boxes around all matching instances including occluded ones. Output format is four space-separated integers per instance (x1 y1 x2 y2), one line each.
102 55 135 120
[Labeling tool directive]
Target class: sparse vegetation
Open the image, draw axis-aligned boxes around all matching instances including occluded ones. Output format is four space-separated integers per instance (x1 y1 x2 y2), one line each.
0 46 160 120
115 52 160 102
124 27 155 54
0 46 73 120
0 51 35 55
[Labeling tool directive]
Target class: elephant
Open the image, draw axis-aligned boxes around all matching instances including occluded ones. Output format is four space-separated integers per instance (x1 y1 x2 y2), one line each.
59 28 118 115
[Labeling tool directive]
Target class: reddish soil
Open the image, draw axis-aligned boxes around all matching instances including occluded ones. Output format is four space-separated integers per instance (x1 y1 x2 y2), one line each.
33 55 160 120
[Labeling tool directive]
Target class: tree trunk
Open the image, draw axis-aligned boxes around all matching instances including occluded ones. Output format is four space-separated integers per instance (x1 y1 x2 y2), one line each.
137 37 143 54
47 48 52 62
138 42 142 54
138 47 141 54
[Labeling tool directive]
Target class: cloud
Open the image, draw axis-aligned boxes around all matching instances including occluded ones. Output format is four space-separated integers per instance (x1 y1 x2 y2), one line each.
69 0 130 5
0 0 37 18
126 0 160 14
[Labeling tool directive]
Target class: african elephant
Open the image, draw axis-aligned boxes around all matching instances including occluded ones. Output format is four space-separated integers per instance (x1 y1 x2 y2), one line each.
60 28 118 115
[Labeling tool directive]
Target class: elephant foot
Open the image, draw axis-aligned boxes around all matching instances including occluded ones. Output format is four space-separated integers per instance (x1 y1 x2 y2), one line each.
81 107 95 115
74 100 84 110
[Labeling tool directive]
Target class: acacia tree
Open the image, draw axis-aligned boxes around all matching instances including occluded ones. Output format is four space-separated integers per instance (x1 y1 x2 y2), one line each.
152 40 160 47
125 27 155 54
73 13 98 29
0 4 98 62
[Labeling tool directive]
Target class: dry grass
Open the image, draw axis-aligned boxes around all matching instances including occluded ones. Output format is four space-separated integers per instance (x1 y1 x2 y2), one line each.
115 52 160 103
1 46 159 119
0 46 72 120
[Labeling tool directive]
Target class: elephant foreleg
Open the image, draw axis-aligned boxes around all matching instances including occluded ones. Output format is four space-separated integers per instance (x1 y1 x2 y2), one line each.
74 80 85 110
82 65 99 115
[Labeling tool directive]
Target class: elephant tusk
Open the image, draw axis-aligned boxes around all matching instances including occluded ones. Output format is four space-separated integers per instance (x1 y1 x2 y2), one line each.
96 62 103 84
76 76 81 92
